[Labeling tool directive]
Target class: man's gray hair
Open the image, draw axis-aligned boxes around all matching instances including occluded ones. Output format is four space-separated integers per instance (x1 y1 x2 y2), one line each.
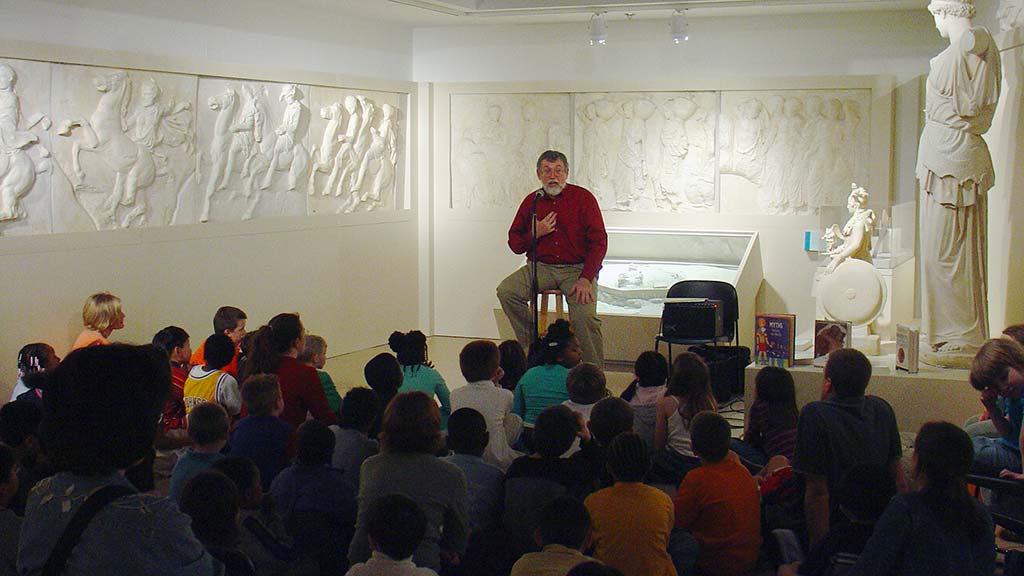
536 150 569 171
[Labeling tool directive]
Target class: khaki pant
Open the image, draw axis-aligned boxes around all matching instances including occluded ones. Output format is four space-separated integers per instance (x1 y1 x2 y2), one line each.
496 262 603 366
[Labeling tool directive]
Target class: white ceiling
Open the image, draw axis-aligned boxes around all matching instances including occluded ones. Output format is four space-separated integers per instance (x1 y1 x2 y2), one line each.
51 0 929 29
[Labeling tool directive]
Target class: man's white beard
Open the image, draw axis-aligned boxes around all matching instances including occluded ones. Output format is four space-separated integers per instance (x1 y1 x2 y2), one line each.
544 182 565 196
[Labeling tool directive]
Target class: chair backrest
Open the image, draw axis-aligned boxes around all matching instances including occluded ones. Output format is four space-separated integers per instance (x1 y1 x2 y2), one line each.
664 280 739 340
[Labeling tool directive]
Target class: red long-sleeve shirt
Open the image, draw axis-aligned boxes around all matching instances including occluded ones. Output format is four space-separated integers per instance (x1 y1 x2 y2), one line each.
275 355 341 429
507 183 608 282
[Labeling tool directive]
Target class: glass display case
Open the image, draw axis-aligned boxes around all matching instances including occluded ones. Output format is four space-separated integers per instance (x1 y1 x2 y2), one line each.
597 228 760 318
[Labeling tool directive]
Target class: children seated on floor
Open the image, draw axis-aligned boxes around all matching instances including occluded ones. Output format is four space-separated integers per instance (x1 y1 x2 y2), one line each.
445 407 504 535
0 444 20 576
230 374 292 490
19 344 220 574
579 397 635 488
778 463 896 576
620 350 668 407
673 411 761 576
271 420 357 575
967 337 1024 478
151 326 191 437
180 470 256 576
509 496 595 576
362 353 403 438
347 392 468 573
391 330 452 429
191 305 247 377
846 422 994 576
10 343 59 403
513 319 583 445
0 401 49 515
345 494 438 576
241 313 340 430
300 334 342 415
331 387 381 488
504 404 597 554
450 339 523 471
652 352 717 485
732 365 799 468
184 333 242 418
585 432 677 576
498 339 528 393
71 292 125 351
170 401 229 500
563 362 609 423
210 456 293 576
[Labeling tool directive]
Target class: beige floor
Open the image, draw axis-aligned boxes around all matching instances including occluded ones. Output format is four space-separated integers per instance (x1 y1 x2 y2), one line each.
322 335 636 397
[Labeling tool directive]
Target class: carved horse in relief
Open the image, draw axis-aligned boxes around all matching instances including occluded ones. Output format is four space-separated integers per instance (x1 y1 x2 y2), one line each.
58 70 157 222
200 88 238 223
307 101 345 196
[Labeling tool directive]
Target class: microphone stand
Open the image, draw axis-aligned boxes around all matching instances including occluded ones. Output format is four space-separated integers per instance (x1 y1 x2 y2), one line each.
529 189 543 344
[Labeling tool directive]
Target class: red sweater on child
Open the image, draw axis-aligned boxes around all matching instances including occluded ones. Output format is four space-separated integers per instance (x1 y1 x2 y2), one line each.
673 458 761 576
275 355 340 429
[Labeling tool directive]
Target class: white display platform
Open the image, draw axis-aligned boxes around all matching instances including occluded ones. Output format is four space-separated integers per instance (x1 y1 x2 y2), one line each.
744 358 976 436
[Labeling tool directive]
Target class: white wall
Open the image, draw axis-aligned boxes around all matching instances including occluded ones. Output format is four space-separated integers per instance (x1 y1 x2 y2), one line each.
413 11 944 84
5 0 414 81
420 10 943 343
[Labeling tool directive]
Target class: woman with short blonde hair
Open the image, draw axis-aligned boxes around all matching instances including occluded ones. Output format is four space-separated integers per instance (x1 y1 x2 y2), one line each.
72 292 125 351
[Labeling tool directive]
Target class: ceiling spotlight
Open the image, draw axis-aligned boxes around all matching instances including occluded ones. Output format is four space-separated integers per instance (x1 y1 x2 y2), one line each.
590 13 607 46
671 10 689 44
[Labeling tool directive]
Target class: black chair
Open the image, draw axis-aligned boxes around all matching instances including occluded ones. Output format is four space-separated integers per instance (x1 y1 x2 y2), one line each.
655 280 739 359
967 473 1024 534
655 280 742 402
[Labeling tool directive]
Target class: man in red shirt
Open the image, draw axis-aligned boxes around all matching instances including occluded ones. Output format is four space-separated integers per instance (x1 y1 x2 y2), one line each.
497 150 607 366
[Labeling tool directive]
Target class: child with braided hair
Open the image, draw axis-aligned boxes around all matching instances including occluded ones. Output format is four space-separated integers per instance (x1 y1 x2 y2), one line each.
513 320 582 447
9 343 59 403
391 330 451 428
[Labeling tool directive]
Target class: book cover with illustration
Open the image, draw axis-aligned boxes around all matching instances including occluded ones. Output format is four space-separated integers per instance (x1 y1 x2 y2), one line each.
895 324 920 373
813 320 853 367
755 313 797 367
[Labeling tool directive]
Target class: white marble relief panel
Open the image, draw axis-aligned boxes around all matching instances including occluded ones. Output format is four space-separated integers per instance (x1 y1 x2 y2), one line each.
50 64 197 231
573 92 717 213
306 86 402 215
450 94 572 209
0 58 53 237
718 90 870 215
192 78 311 223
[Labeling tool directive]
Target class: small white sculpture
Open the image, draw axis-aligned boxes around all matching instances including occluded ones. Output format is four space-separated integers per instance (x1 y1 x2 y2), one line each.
917 0 1001 364
0 62 50 222
259 83 309 192
57 70 159 226
823 183 875 274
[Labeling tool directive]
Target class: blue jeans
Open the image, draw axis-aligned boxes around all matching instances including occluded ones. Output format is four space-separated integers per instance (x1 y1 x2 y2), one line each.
668 528 700 576
971 436 1022 477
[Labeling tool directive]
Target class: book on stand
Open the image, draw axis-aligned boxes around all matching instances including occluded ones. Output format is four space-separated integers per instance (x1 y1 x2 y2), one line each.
812 319 854 367
895 324 920 373
754 313 796 368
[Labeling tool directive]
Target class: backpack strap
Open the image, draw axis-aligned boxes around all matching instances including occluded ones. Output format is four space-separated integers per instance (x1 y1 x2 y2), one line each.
41 484 136 576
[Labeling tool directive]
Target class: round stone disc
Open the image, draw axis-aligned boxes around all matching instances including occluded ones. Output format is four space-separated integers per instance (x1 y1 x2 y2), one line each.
818 259 885 325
